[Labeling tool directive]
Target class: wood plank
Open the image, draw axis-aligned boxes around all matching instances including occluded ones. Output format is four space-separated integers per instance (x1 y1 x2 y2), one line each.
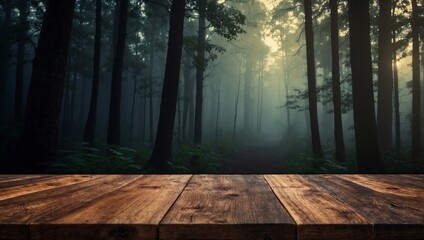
0 175 46 182
30 175 191 240
357 174 424 190
305 175 424 240
0 175 140 223
265 175 373 240
160 175 295 240
0 175 95 201
0 175 58 188
338 175 424 198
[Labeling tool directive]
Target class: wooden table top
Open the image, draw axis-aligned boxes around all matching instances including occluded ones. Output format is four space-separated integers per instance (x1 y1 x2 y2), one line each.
0 174 423 240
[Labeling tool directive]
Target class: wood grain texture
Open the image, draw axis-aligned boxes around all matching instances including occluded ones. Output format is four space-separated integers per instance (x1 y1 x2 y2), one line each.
305 175 424 240
30 224 155 240
265 175 373 240
160 175 295 240
0 175 94 201
338 175 424 198
30 175 191 240
0 175 57 188
0 174 423 240
0 175 140 223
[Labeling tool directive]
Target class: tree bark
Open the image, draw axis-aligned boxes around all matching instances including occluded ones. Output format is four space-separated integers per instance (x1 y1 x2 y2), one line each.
9 0 76 172
348 0 384 173
83 0 102 146
256 60 264 133
411 0 421 161
304 0 322 157
193 0 207 145
244 55 253 133
148 14 157 146
106 0 129 146
392 1 401 151
148 0 186 172
0 1 12 119
233 56 242 139
215 76 221 145
14 0 28 121
377 0 393 151
330 0 346 162
182 56 194 143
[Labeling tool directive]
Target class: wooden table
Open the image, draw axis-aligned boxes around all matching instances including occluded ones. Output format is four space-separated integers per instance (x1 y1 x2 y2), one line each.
0 175 422 240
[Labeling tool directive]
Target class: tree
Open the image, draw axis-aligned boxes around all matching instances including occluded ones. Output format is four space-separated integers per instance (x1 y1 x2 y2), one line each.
192 0 245 144
106 0 129 146
0 1 12 119
377 0 393 151
193 0 207 145
14 0 28 121
148 0 186 172
411 0 421 161
330 0 346 162
304 0 322 158
83 0 102 146
392 0 401 151
9 0 76 172
348 0 385 173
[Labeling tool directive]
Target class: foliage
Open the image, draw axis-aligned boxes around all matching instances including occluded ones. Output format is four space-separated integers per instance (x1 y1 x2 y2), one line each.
206 1 246 41
382 148 424 173
48 143 144 173
284 75 353 114
282 152 349 174
170 144 221 173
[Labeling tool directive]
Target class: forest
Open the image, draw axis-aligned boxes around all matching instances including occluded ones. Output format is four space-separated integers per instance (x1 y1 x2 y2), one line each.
0 0 423 174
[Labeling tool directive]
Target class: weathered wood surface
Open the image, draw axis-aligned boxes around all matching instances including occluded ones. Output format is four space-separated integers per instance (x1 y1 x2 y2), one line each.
160 175 295 239
0 174 423 240
265 175 372 240
31 175 191 240
305 175 424 240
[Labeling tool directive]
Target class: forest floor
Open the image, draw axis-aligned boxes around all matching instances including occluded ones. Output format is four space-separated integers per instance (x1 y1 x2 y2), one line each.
219 139 284 173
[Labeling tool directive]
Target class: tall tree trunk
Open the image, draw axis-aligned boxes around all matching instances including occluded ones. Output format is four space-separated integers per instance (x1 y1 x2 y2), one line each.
244 55 253 133
130 74 137 143
377 0 393 151
348 0 384 173
233 56 242 139
193 0 207 145
392 1 401 151
215 76 221 145
69 71 77 132
182 57 193 142
106 0 129 146
110 0 120 62
0 1 12 119
256 60 263 133
330 0 346 162
411 0 421 161
283 50 291 128
83 0 102 146
148 15 157 146
62 66 71 133
142 89 147 142
9 0 76 172
14 0 28 121
304 0 323 157
78 77 87 130
148 0 186 172
177 87 182 145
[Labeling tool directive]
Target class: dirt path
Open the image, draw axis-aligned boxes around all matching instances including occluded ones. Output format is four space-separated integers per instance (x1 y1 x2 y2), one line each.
220 140 284 173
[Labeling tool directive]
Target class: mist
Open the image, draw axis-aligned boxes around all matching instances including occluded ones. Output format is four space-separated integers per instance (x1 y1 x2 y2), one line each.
0 0 423 173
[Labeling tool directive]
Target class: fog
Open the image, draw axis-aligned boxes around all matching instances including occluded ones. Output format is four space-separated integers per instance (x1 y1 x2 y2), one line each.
0 0 422 173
